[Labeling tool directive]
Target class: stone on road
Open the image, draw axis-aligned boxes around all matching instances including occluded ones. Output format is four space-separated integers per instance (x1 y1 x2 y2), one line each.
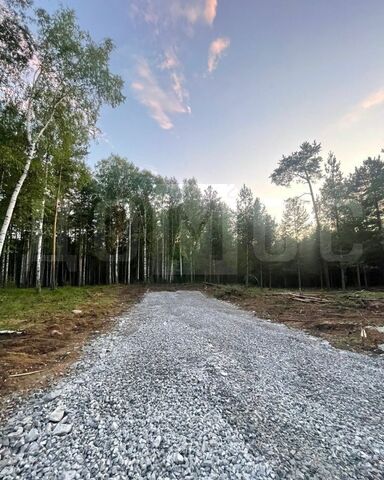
1 291 383 479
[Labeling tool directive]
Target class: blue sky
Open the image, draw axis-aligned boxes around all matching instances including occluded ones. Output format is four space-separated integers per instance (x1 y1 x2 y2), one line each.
37 0 384 215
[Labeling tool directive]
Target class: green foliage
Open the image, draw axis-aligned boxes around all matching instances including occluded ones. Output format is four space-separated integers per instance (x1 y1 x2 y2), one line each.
271 141 322 187
0 0 34 91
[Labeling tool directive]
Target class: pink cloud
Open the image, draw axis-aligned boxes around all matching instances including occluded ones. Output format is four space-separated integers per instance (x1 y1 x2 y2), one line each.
204 0 218 25
208 37 230 73
361 89 384 109
160 49 180 71
131 58 190 130
340 87 384 127
133 0 218 27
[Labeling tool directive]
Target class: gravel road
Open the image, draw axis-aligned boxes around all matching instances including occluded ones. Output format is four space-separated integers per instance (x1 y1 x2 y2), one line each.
1 291 383 479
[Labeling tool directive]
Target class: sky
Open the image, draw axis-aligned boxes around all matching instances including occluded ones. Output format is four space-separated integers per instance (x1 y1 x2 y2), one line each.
37 0 384 217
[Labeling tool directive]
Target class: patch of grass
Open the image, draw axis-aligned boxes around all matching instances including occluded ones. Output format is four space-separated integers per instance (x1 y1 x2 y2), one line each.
0 286 121 331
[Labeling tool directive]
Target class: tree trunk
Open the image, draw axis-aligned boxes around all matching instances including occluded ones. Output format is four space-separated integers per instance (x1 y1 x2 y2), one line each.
137 236 140 281
115 235 119 284
209 251 212 282
169 258 174 283
23 236 32 287
155 235 159 281
323 262 331 289
375 199 382 231
50 168 62 290
127 219 132 284
245 244 249 286
143 209 147 282
0 243 5 287
340 264 346 290
0 144 36 257
20 240 26 287
4 236 10 286
190 249 193 283
161 216 165 281
108 254 112 284
179 242 183 279
305 171 330 289
356 264 361 289
3 234 11 287
297 261 302 291
36 190 47 293
78 236 83 287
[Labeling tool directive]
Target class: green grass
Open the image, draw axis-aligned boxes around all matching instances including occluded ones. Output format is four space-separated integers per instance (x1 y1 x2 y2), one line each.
0 285 121 331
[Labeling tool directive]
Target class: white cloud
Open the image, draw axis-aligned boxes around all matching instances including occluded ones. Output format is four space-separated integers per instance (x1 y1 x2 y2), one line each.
131 58 190 130
132 0 218 28
170 71 190 109
159 49 190 108
160 49 180 71
208 37 230 73
340 87 384 127
171 0 218 26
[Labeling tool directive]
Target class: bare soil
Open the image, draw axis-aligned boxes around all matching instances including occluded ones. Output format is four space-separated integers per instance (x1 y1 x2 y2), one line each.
0 286 145 398
211 286 384 354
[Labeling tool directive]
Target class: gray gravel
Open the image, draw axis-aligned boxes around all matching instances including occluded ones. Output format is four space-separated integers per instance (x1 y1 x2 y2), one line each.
1 291 383 479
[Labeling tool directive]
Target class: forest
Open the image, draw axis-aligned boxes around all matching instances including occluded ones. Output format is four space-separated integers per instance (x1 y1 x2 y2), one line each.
1 1 384 292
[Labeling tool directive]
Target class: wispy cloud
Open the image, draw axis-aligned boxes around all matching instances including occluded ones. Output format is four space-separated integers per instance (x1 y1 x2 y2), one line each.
131 0 218 27
131 58 190 130
340 88 384 126
129 1 226 128
208 37 230 73
204 0 218 25
171 0 218 26
160 49 180 71
159 49 190 107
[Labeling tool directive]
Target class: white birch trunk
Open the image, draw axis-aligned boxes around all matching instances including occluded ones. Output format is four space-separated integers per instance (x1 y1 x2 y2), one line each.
0 145 35 257
137 237 140 281
82 241 87 286
0 91 65 258
179 242 183 279
36 192 47 292
115 236 119 284
162 232 165 280
128 219 132 285
169 258 174 283
143 209 147 282
51 169 62 290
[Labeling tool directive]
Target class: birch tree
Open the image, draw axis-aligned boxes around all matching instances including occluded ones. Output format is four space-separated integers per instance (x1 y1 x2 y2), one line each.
0 7 124 257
